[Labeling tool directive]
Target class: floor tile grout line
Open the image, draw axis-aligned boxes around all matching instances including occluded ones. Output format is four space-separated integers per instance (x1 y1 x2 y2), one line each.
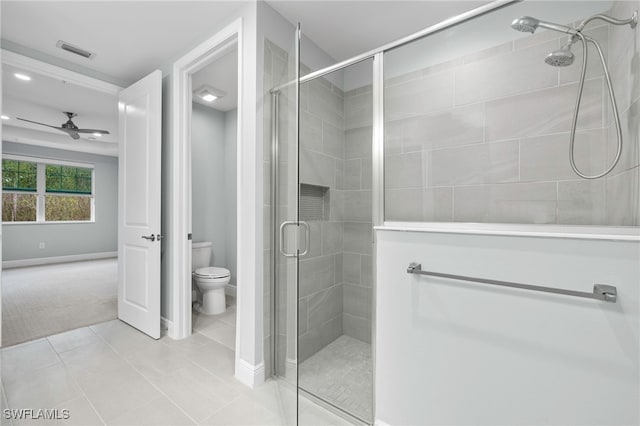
92 325 201 426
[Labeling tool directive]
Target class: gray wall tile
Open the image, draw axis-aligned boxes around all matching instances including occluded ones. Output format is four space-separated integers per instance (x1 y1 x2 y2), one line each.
343 190 372 222
343 314 371 344
455 40 559 105
385 188 423 221
485 78 603 141
343 159 362 190
323 122 345 159
298 255 336 298
428 140 519 186
345 127 372 159
345 89 373 130
453 183 558 224
308 284 343 332
343 222 372 255
361 255 372 288
384 71 454 120
343 253 361 285
520 129 608 182
401 103 485 151
606 166 640 225
321 222 343 255
423 187 454 222
558 180 607 225
300 148 336 188
385 153 423 189
343 284 372 320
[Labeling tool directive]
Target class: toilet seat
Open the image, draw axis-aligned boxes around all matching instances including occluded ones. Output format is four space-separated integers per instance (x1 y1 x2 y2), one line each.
194 266 230 279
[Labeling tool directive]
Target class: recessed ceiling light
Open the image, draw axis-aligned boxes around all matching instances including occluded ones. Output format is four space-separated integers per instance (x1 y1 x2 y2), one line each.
201 93 217 102
92 132 102 137
1 115 9 120
14 73 31 81
193 85 225 104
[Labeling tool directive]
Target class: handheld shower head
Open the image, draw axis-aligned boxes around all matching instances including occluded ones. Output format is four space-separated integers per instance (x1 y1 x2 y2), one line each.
511 16 539 33
511 16 578 35
545 45 575 67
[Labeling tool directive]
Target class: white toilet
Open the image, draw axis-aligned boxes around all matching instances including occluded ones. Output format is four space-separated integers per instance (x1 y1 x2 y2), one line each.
192 241 230 315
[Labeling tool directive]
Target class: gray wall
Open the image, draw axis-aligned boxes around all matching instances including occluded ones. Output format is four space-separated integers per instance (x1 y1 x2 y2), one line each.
224 109 238 287
383 9 639 225
2 141 118 261
191 103 237 285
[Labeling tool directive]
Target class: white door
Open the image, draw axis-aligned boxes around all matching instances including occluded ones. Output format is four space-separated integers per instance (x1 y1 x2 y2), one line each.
117 70 162 339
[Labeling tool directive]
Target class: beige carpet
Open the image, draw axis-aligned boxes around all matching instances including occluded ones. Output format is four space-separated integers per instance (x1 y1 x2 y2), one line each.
1 258 117 347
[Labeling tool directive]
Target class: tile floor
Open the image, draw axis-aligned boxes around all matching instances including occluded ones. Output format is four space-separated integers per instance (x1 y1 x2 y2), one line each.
299 336 372 423
0 305 352 425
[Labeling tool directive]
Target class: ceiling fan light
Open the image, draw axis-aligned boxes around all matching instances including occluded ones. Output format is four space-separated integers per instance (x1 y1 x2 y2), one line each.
93 132 103 137
14 73 31 81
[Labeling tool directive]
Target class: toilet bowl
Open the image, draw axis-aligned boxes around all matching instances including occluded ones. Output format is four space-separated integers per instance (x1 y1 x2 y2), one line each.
192 241 231 315
193 266 230 315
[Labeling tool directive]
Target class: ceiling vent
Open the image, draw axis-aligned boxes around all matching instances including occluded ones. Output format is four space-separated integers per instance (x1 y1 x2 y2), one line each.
56 40 95 60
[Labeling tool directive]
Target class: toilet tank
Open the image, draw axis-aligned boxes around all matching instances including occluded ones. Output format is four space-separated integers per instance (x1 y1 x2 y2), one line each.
192 241 212 271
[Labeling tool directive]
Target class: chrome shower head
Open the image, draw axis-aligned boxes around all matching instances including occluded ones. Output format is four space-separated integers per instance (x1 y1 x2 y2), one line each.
545 45 575 67
511 16 539 33
511 16 578 35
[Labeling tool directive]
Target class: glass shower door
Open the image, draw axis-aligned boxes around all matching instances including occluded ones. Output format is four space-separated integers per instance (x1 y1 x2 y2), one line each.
272 23 300 425
296 59 374 424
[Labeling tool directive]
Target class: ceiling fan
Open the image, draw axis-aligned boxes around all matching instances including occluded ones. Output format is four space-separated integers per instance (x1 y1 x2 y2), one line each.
17 112 110 140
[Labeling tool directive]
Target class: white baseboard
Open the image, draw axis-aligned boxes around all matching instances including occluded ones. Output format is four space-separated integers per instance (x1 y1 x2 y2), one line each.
161 317 174 338
235 358 265 388
375 419 391 426
2 251 117 269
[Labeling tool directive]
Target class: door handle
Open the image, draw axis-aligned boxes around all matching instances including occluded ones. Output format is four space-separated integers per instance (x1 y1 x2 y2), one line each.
279 221 297 257
141 234 156 242
279 221 311 257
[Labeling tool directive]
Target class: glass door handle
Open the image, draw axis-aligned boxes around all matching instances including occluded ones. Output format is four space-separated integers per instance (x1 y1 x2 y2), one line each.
279 221 311 257
279 221 298 257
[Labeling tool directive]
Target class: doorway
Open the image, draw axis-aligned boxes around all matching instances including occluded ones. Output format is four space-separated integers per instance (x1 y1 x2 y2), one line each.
189 45 239 349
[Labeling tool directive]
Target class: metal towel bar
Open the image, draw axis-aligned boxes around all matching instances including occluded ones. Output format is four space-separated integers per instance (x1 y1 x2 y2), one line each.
406 263 617 303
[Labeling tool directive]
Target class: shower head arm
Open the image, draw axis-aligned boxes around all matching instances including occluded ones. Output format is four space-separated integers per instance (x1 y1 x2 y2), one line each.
576 10 638 32
535 20 578 35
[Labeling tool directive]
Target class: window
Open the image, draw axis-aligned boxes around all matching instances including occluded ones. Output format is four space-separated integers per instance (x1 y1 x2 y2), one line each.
2 156 94 223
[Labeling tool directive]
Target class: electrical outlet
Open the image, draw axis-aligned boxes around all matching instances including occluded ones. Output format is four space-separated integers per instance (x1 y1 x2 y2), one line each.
39 242 45 249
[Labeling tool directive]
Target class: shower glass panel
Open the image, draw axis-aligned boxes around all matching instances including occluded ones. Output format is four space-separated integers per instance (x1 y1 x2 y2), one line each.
296 58 374 424
383 1 639 226
269 24 300 425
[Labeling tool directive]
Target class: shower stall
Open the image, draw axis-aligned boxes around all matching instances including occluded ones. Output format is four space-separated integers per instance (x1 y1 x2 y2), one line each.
265 0 640 424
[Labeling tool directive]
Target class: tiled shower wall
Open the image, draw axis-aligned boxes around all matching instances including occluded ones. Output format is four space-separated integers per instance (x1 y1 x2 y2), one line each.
297 70 374 361
384 3 639 225
263 39 374 370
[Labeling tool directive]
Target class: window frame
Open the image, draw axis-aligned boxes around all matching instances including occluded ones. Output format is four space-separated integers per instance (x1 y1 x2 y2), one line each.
2 154 96 224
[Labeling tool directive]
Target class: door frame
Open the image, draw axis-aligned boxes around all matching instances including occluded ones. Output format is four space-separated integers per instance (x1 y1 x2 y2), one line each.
170 19 243 340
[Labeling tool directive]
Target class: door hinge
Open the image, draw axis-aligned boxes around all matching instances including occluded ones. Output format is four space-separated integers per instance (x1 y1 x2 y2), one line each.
187 233 192 240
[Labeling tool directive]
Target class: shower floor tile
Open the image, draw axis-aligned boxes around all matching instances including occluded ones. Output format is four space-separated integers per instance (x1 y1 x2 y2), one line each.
299 334 373 422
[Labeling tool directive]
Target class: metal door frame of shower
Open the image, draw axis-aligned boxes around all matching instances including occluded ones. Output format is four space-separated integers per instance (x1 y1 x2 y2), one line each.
269 0 522 423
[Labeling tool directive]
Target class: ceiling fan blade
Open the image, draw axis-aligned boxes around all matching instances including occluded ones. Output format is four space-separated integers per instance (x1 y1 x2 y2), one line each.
16 117 62 130
60 129 80 140
74 129 110 135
